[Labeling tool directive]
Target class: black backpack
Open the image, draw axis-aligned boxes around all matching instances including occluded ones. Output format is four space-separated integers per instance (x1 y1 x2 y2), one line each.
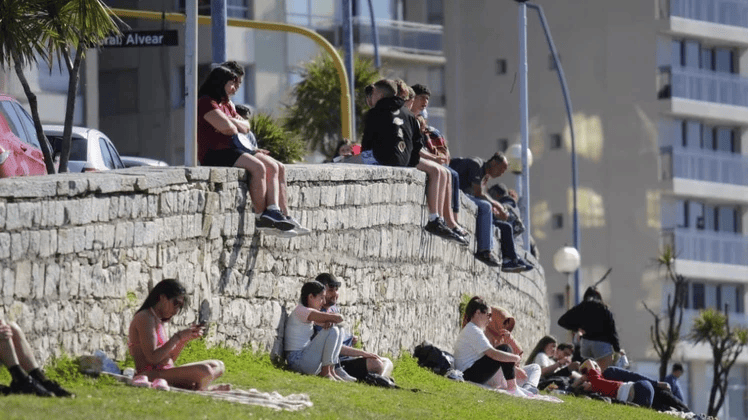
413 341 455 376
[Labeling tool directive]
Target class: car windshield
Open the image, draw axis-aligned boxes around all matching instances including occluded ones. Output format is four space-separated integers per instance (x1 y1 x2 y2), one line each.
49 136 87 161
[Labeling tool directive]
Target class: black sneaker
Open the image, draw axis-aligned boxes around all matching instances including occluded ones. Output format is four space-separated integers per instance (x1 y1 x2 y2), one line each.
10 376 54 397
40 379 74 398
259 209 295 231
475 250 501 267
501 259 526 273
424 218 454 239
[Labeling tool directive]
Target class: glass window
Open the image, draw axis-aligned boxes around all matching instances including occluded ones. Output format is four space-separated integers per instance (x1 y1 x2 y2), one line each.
684 40 700 68
691 201 705 230
677 200 689 228
685 120 700 148
104 139 125 169
718 207 738 233
715 48 735 73
10 102 41 149
672 40 683 67
227 0 252 19
692 283 705 310
706 283 719 309
716 128 735 153
702 125 714 150
701 47 714 70
0 101 25 140
99 137 116 169
428 66 445 107
427 0 443 25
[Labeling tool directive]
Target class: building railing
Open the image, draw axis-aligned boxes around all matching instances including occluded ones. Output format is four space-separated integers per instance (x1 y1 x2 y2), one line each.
662 227 748 265
668 0 748 28
285 14 443 54
660 146 748 185
659 66 748 107
680 309 748 334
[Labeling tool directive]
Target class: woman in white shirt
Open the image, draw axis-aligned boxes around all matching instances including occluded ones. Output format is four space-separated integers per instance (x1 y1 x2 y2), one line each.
453 296 523 394
526 335 571 379
284 281 346 380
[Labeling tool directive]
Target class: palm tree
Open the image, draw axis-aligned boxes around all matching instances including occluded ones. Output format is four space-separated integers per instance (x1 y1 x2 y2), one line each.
0 0 122 173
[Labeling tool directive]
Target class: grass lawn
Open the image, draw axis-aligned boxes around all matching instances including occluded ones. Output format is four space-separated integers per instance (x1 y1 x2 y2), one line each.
0 342 671 420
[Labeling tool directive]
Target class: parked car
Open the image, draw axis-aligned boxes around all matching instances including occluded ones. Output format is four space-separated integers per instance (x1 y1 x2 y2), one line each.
120 155 169 168
0 93 47 178
43 125 125 173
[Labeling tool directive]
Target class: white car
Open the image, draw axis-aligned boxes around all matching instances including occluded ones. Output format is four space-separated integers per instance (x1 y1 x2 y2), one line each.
120 155 168 168
43 125 125 173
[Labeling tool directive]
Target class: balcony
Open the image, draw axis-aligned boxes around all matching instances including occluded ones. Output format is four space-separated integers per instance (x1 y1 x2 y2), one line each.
667 0 748 28
286 14 443 55
680 309 748 334
660 146 748 185
659 66 748 107
662 227 747 265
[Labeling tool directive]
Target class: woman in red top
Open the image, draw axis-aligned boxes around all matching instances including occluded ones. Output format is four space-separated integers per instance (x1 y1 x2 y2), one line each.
197 66 307 235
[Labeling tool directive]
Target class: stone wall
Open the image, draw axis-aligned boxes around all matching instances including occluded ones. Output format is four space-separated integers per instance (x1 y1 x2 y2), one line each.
0 164 549 364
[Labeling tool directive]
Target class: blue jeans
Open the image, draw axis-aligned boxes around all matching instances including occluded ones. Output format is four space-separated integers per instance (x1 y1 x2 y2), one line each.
467 195 493 252
446 166 460 213
495 220 518 261
603 366 655 407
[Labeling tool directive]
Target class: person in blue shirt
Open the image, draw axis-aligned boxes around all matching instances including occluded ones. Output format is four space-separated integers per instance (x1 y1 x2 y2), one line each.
664 363 685 402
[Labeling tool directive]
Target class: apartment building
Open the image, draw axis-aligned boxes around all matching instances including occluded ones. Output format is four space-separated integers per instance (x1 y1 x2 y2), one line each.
0 0 446 164
445 0 748 417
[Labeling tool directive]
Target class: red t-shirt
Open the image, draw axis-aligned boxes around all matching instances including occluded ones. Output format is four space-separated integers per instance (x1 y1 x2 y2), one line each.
586 369 621 398
197 95 237 164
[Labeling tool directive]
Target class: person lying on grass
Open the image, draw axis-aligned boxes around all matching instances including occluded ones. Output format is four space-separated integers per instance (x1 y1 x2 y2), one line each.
284 280 355 381
128 279 226 390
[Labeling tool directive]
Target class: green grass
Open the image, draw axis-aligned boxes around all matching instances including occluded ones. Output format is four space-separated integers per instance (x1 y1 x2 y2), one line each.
0 342 670 420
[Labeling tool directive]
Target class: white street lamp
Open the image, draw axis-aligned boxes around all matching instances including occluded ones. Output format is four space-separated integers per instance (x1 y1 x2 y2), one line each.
553 246 581 310
506 143 533 251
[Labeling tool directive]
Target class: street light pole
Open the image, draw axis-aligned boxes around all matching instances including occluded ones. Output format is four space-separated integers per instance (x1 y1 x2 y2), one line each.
516 0 531 252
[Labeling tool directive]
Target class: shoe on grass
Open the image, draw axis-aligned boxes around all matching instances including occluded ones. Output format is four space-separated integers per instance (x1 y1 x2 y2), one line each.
40 379 74 398
9 376 53 397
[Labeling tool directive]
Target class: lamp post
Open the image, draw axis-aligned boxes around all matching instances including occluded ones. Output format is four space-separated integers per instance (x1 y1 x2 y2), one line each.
507 143 533 251
553 246 581 311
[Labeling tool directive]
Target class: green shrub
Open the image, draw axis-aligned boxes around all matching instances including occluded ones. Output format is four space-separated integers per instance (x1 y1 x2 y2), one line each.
250 113 306 163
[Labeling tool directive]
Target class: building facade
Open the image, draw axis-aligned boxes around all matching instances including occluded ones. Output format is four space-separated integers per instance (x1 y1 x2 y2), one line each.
445 0 748 417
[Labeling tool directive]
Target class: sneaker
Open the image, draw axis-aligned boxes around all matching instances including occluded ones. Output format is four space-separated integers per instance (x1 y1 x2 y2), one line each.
262 228 298 238
452 226 470 239
9 376 53 397
450 231 469 247
285 215 311 235
150 378 170 391
260 209 295 231
40 379 74 398
424 218 454 239
501 259 526 273
131 375 151 388
475 250 501 267
335 367 357 382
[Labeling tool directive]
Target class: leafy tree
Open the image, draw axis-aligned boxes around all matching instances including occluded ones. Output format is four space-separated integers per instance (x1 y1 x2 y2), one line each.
642 245 688 380
691 307 748 417
251 113 305 164
284 52 381 158
0 0 121 173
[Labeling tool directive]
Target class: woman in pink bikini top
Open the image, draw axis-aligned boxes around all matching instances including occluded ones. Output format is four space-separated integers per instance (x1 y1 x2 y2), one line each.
127 279 226 390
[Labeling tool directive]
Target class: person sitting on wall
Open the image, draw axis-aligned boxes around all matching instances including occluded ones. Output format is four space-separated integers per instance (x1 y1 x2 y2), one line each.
128 279 226 390
449 153 533 271
313 273 392 381
0 319 73 397
196 65 308 236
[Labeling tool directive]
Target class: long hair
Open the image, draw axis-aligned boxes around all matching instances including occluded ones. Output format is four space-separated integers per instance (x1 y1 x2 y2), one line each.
526 335 557 365
198 66 236 102
137 279 187 314
462 296 489 327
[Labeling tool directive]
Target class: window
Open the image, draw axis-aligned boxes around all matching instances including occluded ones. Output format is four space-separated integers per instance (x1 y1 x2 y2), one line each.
427 66 446 107
688 282 744 313
692 283 705 309
227 0 253 19
677 200 689 228
100 69 138 116
552 213 563 229
550 133 562 149
426 0 443 25
10 103 41 150
497 138 508 152
496 59 507 75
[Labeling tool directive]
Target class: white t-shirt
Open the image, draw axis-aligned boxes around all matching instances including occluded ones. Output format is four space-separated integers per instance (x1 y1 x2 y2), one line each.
284 304 313 352
453 322 493 372
533 352 554 369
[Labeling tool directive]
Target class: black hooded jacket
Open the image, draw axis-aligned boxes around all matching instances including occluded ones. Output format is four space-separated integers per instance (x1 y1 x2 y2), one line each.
361 96 423 167
557 300 621 352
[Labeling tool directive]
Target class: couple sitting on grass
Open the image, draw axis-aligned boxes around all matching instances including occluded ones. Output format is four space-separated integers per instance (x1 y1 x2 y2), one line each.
283 273 392 381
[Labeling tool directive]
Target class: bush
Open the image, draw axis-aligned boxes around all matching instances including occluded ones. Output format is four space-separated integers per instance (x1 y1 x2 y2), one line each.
250 113 306 163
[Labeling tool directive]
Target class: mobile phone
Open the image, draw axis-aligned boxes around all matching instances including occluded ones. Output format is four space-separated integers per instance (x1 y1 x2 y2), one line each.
198 298 211 326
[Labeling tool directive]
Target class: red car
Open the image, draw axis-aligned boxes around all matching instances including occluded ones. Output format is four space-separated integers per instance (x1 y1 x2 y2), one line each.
0 93 47 178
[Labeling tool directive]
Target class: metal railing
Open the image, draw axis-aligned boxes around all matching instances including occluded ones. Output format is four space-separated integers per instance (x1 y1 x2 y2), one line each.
285 14 443 53
669 0 748 28
660 146 748 185
660 66 748 107
662 227 748 265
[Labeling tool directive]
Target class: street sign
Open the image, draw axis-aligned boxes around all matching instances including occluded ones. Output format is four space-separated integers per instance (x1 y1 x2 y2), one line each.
101 30 178 48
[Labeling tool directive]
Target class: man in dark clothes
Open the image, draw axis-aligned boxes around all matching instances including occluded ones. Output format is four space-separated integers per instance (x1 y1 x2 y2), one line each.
449 153 533 271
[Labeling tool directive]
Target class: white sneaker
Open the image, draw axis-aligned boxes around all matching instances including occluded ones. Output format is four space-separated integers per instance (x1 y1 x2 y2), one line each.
285 215 311 235
263 228 298 238
335 367 357 382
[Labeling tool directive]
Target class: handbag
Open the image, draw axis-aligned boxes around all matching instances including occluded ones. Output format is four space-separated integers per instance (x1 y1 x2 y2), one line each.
232 132 257 154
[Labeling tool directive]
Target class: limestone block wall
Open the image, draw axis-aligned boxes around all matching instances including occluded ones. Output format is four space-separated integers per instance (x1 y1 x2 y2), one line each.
0 164 549 364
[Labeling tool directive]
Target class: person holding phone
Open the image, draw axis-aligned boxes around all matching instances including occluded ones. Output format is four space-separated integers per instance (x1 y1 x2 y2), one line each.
128 279 225 390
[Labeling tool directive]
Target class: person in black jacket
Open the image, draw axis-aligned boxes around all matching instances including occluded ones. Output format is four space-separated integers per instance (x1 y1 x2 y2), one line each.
557 287 623 371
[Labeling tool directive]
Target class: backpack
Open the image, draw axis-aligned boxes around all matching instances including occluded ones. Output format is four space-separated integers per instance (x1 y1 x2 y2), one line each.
413 341 455 376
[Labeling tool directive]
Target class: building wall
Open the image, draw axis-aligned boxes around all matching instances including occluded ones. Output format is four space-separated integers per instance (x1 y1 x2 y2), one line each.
0 165 548 366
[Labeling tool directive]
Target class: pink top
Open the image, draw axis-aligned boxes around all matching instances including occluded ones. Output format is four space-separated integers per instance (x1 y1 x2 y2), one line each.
128 308 174 374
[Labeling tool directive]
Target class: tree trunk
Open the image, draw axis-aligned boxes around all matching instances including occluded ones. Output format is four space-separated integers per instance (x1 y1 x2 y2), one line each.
58 48 83 173
11 52 56 174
